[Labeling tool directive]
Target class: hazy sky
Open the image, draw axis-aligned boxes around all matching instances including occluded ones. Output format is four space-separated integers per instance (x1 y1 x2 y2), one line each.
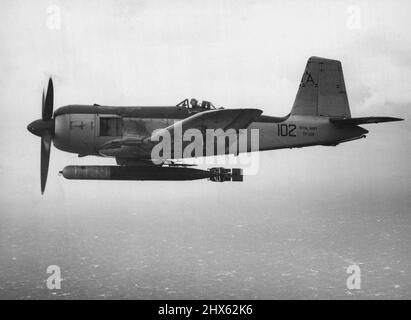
0 0 410 299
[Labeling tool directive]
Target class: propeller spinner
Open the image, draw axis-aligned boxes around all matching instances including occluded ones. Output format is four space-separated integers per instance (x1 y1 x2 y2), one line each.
27 78 55 194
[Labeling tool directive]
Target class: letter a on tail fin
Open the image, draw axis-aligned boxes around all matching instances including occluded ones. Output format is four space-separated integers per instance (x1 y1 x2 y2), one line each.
291 57 351 118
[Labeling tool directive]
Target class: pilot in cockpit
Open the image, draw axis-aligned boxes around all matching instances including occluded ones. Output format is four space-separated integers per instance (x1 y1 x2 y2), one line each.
190 98 199 109
189 98 213 110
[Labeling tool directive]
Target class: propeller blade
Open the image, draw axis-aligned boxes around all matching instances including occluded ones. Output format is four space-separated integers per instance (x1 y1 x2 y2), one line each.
43 78 54 120
42 89 45 117
40 131 52 194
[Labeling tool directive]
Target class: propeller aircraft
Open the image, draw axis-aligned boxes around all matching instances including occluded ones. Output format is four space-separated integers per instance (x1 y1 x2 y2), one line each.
27 57 403 194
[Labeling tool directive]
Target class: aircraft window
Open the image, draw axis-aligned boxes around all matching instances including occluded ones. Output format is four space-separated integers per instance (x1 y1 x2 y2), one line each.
176 99 216 110
176 99 189 108
100 117 122 136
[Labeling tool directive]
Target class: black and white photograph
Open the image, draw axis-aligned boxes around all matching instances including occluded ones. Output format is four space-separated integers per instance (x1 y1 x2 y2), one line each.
0 0 410 308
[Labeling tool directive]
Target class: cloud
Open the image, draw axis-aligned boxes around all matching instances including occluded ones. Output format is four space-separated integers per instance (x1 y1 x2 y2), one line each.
341 25 411 123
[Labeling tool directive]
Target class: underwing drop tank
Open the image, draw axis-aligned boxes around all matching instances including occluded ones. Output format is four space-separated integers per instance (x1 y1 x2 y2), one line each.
60 166 243 182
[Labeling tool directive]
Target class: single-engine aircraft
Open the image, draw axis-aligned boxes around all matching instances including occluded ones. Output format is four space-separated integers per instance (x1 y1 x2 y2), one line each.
27 57 403 194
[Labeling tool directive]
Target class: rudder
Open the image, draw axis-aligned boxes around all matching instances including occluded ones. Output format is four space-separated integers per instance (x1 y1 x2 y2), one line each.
291 57 351 118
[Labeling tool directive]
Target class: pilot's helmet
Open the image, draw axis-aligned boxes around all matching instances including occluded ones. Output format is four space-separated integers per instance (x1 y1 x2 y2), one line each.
190 98 198 107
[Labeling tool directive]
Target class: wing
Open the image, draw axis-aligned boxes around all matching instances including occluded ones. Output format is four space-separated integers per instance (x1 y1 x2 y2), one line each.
97 108 262 158
148 108 263 143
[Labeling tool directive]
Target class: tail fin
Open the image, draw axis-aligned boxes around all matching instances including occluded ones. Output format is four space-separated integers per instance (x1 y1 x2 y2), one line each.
291 57 351 118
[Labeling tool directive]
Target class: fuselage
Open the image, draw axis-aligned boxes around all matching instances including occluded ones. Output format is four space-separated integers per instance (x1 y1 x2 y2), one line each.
52 104 368 159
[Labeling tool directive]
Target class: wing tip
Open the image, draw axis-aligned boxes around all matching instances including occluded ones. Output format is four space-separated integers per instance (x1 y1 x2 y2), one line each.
391 117 404 122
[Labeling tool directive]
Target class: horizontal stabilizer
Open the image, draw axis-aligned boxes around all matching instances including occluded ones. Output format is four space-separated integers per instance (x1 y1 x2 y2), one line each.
330 116 403 126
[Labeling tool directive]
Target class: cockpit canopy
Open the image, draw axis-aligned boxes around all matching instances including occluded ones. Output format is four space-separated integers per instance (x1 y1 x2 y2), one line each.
176 98 218 110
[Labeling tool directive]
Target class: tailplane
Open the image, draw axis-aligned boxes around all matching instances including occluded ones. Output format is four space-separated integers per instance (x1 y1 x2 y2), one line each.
330 116 403 125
